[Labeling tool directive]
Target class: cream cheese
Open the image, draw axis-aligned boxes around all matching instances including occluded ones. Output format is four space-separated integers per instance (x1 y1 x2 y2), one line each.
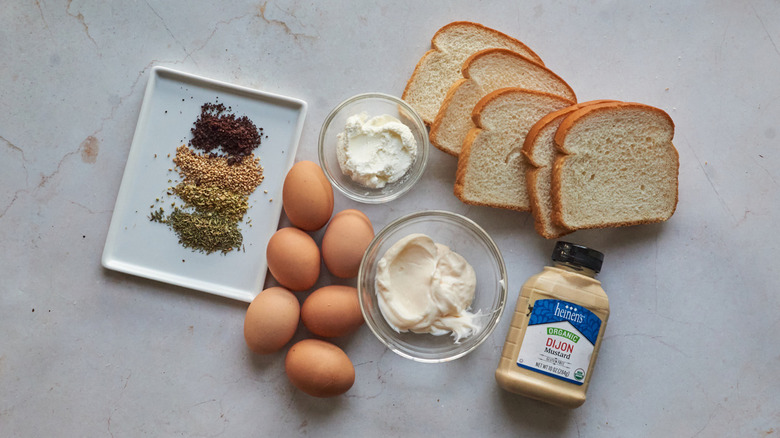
375 233 481 342
336 112 417 189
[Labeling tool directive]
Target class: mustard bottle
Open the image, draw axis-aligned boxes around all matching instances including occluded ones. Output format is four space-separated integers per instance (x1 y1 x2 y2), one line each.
495 241 609 408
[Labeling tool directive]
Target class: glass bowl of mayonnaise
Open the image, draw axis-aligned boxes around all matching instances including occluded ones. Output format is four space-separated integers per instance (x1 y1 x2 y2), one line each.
318 93 429 203
358 210 508 363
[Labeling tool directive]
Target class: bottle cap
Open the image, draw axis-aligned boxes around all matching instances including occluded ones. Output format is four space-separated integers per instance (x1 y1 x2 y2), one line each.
552 241 604 273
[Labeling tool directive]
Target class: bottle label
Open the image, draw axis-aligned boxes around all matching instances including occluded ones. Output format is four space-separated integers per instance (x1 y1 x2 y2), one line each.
516 299 602 385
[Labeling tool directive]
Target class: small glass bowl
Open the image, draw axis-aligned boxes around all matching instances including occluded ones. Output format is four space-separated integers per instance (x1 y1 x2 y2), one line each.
357 210 508 363
318 93 429 203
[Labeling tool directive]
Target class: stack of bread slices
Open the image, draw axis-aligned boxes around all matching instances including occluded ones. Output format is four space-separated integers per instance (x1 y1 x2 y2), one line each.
403 21 679 238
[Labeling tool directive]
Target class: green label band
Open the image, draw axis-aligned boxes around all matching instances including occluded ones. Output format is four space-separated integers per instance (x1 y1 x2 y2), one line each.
547 327 580 343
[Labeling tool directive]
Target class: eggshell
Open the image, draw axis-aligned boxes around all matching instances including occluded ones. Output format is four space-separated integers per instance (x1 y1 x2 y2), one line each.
301 285 364 338
285 339 355 397
282 161 334 231
321 209 374 278
244 287 300 354
266 227 320 291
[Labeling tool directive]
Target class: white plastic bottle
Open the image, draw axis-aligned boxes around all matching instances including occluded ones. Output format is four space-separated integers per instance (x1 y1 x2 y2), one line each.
495 242 609 408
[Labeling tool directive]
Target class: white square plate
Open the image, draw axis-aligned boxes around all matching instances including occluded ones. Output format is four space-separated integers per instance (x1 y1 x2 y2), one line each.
102 66 307 302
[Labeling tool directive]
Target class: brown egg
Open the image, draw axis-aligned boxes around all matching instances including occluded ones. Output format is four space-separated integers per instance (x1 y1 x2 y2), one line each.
321 209 375 278
266 227 320 291
282 161 334 231
244 287 300 354
285 339 355 397
301 285 364 338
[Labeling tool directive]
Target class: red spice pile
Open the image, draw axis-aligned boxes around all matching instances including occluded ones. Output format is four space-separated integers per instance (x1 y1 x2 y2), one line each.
189 102 263 164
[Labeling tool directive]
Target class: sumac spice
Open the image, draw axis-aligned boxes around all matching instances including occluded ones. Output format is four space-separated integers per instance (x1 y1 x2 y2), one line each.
189 102 263 163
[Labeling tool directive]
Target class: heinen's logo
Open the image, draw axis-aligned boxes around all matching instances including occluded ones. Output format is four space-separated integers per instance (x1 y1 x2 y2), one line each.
554 302 584 324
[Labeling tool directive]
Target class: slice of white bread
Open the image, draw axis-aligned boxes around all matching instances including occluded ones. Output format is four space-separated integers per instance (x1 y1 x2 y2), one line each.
402 21 543 125
522 100 616 239
551 102 679 229
454 88 575 211
431 48 576 157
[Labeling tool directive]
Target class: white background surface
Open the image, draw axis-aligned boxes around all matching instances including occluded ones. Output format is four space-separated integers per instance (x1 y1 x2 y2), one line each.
2 1 778 436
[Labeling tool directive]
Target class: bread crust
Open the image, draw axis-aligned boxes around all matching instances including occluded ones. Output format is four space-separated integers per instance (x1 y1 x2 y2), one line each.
429 77 469 156
453 127 483 204
430 47 575 156
550 102 679 230
522 100 616 166
402 21 543 125
522 100 617 238
401 47 438 126
454 87 574 212
430 21 543 65
460 47 545 78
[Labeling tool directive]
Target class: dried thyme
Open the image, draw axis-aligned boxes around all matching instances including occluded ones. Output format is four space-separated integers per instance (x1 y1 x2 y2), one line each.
172 183 249 222
150 207 166 222
166 209 243 254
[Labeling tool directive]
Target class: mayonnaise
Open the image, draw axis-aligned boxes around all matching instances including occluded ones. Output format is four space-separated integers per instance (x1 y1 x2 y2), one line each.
336 112 417 189
375 233 481 342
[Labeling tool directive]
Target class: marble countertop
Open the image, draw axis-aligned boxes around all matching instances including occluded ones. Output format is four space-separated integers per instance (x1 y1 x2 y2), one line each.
2 1 778 436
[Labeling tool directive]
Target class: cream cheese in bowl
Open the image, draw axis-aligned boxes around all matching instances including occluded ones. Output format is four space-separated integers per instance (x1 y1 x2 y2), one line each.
318 93 429 204
336 112 417 189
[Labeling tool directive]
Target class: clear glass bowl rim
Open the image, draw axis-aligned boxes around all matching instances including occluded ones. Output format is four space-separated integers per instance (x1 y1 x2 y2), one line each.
357 209 508 363
317 92 430 204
